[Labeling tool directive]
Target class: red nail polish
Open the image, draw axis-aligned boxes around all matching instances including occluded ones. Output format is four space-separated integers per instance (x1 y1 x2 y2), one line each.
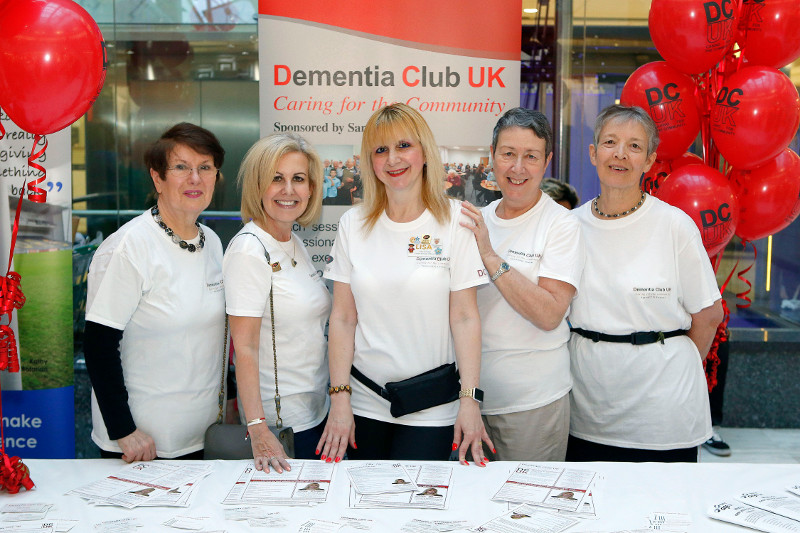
480 461 485 467
315 449 320 455
353 442 358 449
335 456 341 463
492 448 497 454
326 457 332 463
463 460 470 465
321 455 327 461
452 443 458 451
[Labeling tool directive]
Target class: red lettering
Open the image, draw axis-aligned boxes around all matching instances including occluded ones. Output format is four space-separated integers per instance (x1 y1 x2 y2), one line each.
274 65 291 85
403 66 420 87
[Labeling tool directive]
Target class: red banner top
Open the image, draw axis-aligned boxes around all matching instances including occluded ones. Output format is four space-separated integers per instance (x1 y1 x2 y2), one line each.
258 0 521 60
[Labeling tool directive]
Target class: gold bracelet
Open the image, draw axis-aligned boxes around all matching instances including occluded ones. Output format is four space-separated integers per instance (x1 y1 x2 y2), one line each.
328 384 352 395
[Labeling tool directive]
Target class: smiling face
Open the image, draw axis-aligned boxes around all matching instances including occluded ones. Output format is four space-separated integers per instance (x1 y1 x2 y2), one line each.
370 129 426 197
590 118 657 192
151 143 217 222
492 126 552 217
261 151 311 232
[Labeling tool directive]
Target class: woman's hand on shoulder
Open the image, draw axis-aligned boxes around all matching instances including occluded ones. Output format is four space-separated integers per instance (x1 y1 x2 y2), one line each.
118 428 157 463
316 396 355 464
454 399 494 467
248 423 292 473
459 201 495 261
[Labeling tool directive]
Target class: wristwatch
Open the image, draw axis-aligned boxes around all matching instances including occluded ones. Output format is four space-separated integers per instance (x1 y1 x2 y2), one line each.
459 387 484 403
490 262 510 282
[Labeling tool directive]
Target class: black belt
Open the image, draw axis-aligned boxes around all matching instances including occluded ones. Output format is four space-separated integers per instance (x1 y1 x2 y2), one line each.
570 327 688 345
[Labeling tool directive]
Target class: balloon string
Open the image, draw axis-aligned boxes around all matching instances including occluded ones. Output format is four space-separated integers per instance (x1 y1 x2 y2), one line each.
704 298 729 392
26 135 47 203
0 186 26 373
0 109 5 140
735 239 755 308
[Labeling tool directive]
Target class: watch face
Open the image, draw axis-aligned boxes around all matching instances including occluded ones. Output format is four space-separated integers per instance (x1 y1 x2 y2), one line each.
474 388 485 402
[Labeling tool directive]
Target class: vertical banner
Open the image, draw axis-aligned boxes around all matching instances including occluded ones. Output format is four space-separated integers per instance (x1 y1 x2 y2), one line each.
258 0 521 268
0 110 74 458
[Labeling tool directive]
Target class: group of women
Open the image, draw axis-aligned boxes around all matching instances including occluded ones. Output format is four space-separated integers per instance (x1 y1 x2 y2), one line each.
84 102 722 469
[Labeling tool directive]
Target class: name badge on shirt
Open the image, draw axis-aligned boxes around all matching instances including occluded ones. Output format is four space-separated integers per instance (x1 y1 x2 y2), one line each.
407 234 443 257
507 249 543 264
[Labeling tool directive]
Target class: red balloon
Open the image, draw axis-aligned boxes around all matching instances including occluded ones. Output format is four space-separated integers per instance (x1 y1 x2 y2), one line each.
729 149 800 241
621 62 701 161
642 152 703 195
649 0 738 74
738 0 800 68
0 0 107 135
657 164 739 256
710 66 800 170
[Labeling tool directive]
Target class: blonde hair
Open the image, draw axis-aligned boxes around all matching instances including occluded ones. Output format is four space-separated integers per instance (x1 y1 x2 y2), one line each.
359 103 449 233
238 133 323 228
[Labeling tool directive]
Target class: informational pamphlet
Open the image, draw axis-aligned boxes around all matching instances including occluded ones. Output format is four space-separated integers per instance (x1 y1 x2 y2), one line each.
492 464 596 513
400 519 472 532
222 460 334 506
472 503 578 533
346 463 418 495
350 464 453 510
737 492 800 523
708 501 800 532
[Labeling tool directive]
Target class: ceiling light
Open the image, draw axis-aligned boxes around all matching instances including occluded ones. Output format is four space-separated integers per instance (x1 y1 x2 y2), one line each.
523 8 539 13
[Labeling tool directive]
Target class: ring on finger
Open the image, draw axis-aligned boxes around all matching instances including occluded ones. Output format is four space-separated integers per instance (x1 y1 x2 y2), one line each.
267 456 277 463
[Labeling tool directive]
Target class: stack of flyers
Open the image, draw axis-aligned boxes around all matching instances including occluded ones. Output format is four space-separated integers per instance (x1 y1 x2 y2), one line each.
737 491 800 522
492 464 597 515
223 507 289 528
645 511 691 531
472 503 578 533
66 462 212 509
0 521 78 533
221 460 334 506
349 463 453 510
0 503 53 522
708 500 800 532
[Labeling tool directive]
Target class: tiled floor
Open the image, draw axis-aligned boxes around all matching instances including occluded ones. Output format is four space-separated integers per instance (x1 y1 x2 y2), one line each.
699 427 800 464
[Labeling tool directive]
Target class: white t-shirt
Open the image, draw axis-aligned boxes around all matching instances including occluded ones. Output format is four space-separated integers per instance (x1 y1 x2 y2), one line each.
478 194 584 415
223 222 331 432
324 199 488 426
86 211 225 458
568 196 719 450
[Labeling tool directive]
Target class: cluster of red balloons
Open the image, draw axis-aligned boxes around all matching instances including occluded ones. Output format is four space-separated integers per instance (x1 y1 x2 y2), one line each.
623 0 800 255
0 0 106 135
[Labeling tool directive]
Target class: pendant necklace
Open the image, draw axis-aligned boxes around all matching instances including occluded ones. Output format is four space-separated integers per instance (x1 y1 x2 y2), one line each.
277 236 297 267
593 191 646 219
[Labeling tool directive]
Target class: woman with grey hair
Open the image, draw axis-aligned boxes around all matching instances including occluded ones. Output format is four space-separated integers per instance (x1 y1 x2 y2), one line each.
566 104 722 462
459 107 584 461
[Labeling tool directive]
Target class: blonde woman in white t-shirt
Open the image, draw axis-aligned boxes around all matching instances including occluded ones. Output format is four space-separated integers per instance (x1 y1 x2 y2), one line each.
567 104 723 462
318 103 493 465
223 133 330 473
458 108 584 462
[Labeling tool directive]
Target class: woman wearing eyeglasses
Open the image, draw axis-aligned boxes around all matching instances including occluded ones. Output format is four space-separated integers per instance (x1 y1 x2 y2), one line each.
459 108 584 461
84 122 226 461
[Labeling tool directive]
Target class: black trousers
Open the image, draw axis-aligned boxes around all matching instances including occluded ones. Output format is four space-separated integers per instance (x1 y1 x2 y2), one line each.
347 415 454 461
566 435 698 463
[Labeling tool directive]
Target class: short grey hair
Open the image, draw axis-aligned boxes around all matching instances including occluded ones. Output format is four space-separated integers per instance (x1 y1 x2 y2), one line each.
593 104 660 157
491 107 553 156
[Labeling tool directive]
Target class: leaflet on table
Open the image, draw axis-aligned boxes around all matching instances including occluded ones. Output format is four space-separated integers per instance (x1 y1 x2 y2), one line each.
0 520 78 533
472 503 578 533
789 483 800 498
224 506 287 521
736 491 800 523
221 460 334 505
0 527 54 533
510 490 597 519
349 464 453 509
492 463 596 513
400 519 472 532
645 511 691 531
67 462 212 509
346 463 418 495
298 519 345 532
338 516 375 530
708 501 800 532
92 517 143 532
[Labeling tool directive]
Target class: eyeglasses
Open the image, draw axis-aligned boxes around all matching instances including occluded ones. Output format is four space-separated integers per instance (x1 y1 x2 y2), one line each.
167 164 218 179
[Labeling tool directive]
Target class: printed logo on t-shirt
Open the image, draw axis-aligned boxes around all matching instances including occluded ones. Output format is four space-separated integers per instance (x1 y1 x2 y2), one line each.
207 279 224 292
407 234 444 257
507 249 543 264
633 286 672 300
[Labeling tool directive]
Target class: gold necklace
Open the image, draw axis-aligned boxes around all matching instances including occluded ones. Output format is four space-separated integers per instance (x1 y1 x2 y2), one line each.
276 236 297 267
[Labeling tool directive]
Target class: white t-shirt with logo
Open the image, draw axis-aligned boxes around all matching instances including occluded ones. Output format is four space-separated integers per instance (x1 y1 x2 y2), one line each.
324 199 488 426
568 196 719 450
86 211 225 458
223 221 331 432
478 194 584 415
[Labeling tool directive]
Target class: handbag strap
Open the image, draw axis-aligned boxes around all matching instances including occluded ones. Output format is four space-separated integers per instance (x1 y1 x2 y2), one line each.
215 315 229 424
230 231 284 428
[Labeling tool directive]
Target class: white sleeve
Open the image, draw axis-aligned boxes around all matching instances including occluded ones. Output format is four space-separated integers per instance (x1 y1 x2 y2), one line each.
676 217 721 314
538 212 585 294
223 248 271 317
449 208 489 291
85 245 144 331
323 211 353 283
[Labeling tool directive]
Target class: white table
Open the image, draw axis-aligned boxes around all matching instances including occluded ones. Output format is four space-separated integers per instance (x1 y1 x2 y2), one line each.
4 459 798 531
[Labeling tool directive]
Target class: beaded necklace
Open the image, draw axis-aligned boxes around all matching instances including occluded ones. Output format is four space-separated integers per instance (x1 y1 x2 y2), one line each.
151 206 204 252
593 191 646 219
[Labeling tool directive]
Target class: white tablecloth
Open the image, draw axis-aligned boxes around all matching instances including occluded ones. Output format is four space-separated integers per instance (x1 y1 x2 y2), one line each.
4 459 798 532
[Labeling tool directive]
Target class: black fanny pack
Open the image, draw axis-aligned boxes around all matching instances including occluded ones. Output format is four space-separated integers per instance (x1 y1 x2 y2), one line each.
351 363 460 418
571 327 688 345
